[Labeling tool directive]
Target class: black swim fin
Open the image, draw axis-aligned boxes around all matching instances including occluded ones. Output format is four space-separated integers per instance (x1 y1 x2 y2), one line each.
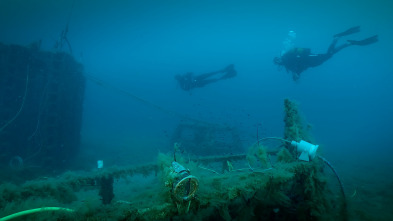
333 26 360 38
347 35 378 46
220 64 237 79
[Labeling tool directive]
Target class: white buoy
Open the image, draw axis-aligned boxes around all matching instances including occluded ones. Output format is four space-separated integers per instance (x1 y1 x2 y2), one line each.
291 140 319 161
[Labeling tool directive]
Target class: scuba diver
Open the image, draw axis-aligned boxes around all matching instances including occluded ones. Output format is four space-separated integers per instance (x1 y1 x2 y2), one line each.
274 26 378 81
175 64 237 91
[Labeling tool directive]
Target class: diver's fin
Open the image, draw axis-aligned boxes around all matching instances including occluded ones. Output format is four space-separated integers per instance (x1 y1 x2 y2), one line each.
222 64 234 72
347 35 378 46
220 64 237 79
333 26 360 38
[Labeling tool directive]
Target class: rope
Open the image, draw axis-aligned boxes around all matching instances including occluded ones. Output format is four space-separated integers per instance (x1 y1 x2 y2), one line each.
85 73 214 126
0 207 74 221
0 66 29 132
251 137 291 147
317 155 348 220
317 155 346 200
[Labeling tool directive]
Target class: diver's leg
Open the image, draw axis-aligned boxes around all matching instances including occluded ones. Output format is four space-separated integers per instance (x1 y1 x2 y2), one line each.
195 65 236 81
220 64 237 79
327 38 350 55
195 79 219 88
194 71 223 81
333 26 360 38
332 43 351 54
327 38 339 54
312 41 350 68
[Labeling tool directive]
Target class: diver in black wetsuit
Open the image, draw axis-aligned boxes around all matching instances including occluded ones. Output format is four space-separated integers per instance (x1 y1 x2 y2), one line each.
274 26 378 81
175 64 237 91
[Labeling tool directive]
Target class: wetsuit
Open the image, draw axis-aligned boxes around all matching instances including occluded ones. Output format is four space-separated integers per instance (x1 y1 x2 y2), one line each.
176 65 237 91
280 38 349 80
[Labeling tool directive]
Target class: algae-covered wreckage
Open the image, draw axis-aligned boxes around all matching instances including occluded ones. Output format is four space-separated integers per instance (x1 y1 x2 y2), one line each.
0 43 346 220
0 152 347 221
0 42 85 172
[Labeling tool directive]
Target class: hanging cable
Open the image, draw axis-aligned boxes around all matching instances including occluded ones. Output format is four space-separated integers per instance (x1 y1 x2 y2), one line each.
85 73 215 126
0 65 29 132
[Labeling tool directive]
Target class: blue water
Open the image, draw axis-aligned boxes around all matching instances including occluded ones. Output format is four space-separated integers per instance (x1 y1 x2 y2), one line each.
1 0 392 218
